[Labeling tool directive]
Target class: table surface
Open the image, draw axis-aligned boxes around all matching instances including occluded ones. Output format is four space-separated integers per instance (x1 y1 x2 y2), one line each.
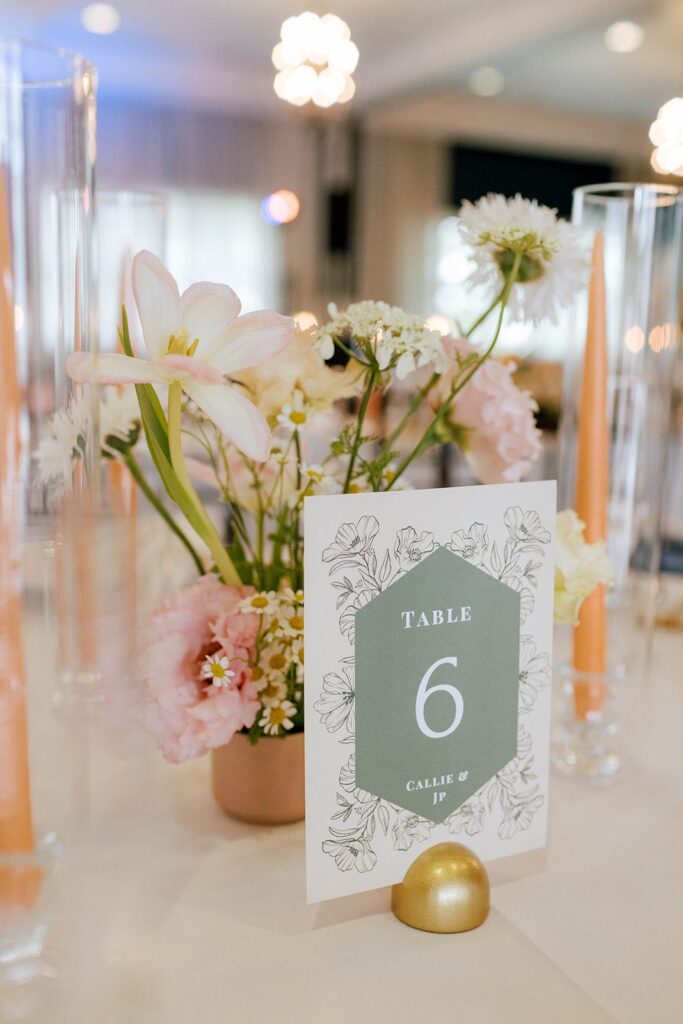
18 628 683 1024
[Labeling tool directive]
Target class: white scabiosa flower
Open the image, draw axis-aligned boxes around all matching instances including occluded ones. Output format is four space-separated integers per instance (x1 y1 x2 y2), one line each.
459 193 590 325
34 386 141 492
33 401 86 491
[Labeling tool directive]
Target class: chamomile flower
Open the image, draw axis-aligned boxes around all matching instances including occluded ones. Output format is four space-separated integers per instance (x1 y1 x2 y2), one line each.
238 591 278 616
260 643 290 675
259 699 296 735
272 604 304 639
277 389 313 432
280 587 304 605
459 193 589 325
201 654 235 688
302 463 338 494
257 677 288 706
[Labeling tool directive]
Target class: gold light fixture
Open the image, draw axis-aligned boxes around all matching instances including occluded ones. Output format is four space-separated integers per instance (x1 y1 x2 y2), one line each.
272 12 358 108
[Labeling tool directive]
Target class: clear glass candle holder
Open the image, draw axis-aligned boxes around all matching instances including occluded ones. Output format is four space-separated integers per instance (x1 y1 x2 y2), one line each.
552 665 623 780
555 183 683 779
0 832 62 1001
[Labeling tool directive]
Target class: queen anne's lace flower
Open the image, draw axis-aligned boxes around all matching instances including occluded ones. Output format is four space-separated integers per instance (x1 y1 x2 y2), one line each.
316 300 448 379
459 193 590 324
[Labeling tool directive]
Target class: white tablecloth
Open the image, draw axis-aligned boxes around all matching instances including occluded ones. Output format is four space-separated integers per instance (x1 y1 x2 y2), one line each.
20 630 683 1024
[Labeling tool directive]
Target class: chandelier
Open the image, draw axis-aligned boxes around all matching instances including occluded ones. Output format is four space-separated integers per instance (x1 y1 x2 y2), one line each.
272 11 358 108
649 98 683 177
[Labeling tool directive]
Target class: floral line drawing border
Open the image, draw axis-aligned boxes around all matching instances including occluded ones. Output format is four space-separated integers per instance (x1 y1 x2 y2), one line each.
314 507 551 875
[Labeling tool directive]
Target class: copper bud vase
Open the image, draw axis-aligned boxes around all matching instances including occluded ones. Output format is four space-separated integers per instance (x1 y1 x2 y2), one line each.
211 731 305 825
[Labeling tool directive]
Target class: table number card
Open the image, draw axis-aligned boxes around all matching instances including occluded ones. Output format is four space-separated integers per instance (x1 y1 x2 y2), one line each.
304 480 556 903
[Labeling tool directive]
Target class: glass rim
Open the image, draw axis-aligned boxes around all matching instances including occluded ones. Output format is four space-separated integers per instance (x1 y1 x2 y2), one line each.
573 181 682 203
97 189 168 207
0 36 95 89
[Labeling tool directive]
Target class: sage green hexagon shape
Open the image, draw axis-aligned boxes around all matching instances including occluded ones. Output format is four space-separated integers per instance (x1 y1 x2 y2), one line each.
355 546 520 824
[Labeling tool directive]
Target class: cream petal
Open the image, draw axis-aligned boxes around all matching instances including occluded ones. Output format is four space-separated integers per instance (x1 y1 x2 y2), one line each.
132 250 181 359
183 381 272 461
203 311 293 374
67 351 165 385
180 282 241 352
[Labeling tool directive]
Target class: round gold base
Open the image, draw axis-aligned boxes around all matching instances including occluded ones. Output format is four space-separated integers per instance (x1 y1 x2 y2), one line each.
391 842 490 933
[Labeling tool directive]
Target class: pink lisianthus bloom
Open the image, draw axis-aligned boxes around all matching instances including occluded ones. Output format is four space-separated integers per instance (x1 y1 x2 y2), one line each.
433 337 542 484
144 574 260 763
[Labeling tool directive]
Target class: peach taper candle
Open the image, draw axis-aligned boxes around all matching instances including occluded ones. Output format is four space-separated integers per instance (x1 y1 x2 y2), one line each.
573 231 609 719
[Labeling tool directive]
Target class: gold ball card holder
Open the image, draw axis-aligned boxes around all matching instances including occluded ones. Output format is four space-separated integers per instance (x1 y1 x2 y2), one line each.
391 842 490 933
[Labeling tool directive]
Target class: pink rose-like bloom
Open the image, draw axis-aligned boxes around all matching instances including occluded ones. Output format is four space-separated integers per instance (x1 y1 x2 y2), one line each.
435 337 542 484
144 575 260 763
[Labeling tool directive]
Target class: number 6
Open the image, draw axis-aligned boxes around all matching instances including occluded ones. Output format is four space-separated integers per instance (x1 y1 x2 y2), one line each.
415 657 464 739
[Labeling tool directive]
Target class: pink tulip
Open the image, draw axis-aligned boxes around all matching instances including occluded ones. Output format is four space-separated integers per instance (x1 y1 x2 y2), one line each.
67 251 293 461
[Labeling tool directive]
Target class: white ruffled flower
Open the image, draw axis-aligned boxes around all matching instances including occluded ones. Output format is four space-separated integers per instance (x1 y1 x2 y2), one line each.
100 387 142 454
459 193 590 325
316 300 447 379
34 386 140 492
554 509 614 624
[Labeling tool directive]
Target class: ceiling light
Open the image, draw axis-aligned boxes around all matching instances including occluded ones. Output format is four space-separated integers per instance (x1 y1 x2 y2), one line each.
425 314 450 337
649 98 683 177
468 66 504 97
261 190 301 225
272 12 358 109
80 3 121 35
293 310 318 330
604 21 643 54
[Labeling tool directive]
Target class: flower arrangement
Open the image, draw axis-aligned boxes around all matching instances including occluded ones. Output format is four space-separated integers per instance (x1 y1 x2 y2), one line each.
41 193 599 763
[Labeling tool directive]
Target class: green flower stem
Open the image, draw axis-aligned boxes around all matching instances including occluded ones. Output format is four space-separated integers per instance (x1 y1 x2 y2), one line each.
386 254 522 490
379 371 440 457
463 286 505 338
167 381 241 585
343 369 378 493
122 451 205 575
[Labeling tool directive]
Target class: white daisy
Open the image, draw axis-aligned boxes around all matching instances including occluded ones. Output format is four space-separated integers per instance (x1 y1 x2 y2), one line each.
256 676 288 706
260 643 291 676
238 591 278 616
201 654 235 688
459 193 590 325
276 388 312 432
302 463 338 494
259 699 296 735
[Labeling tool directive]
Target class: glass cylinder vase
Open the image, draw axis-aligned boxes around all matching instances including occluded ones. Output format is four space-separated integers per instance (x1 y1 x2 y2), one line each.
0 38 97 1004
555 183 683 779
